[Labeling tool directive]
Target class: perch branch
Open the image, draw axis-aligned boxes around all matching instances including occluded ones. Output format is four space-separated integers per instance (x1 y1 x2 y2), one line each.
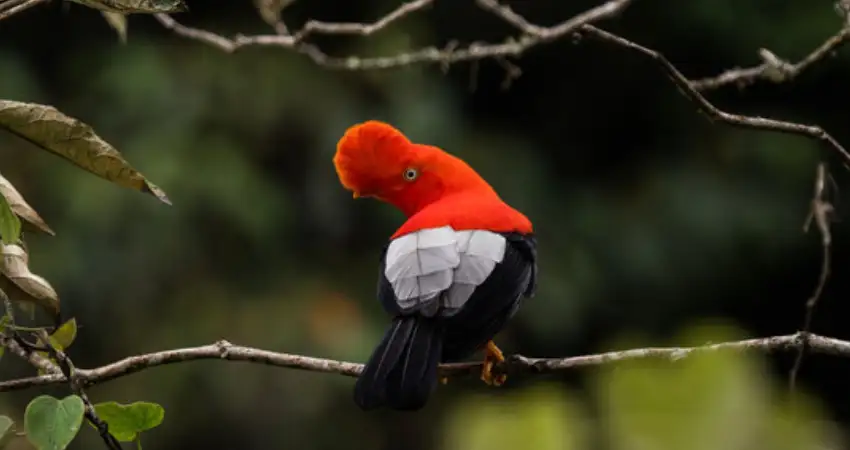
3 332 850 393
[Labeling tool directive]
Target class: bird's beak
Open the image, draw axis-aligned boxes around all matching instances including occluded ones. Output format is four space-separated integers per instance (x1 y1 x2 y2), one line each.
352 191 361 199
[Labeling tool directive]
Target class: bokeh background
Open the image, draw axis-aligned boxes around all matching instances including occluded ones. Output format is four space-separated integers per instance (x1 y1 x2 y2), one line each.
2 0 850 449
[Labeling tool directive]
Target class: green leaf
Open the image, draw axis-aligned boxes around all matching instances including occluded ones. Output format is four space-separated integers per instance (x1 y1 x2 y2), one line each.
0 194 20 245
0 415 14 448
101 11 128 43
48 318 77 351
0 100 171 205
24 395 85 450
68 0 186 13
92 401 165 442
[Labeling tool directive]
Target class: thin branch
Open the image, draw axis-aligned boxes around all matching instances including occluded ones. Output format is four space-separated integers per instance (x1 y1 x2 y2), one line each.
3 332 850 393
153 0 633 69
0 332 59 375
0 0 48 21
152 1 850 167
474 1 850 166
790 163 836 391
35 330 123 450
291 0 435 42
691 12 850 90
576 25 850 166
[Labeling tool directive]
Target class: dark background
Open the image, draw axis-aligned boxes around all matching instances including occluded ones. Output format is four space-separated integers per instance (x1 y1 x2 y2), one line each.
2 0 850 449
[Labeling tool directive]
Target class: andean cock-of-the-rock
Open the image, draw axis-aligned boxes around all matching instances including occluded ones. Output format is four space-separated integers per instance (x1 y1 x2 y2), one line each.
333 120 538 411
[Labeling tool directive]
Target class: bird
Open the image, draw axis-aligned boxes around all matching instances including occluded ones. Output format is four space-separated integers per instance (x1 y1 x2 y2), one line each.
333 120 538 411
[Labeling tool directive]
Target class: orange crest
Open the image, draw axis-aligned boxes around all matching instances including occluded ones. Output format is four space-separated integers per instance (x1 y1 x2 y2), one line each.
333 121 413 197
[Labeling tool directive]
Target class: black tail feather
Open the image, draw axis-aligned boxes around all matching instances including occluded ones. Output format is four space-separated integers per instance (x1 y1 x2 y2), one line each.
354 316 442 411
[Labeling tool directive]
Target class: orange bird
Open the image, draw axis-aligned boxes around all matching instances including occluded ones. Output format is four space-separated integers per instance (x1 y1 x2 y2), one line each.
334 120 538 411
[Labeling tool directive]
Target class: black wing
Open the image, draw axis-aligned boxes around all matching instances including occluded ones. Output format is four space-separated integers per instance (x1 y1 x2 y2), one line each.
440 232 537 361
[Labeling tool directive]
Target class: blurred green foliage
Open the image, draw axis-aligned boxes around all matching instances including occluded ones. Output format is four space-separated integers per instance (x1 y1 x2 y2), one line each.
445 324 841 450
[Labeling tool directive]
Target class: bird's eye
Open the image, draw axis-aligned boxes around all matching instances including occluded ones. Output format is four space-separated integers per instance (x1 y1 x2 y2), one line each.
402 167 419 181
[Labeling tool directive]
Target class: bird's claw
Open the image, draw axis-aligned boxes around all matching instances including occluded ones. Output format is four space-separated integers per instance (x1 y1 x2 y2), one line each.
480 340 507 386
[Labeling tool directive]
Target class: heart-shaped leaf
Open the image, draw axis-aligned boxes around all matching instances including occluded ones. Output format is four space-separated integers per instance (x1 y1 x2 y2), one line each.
0 415 14 448
92 401 165 442
0 100 170 205
24 395 85 450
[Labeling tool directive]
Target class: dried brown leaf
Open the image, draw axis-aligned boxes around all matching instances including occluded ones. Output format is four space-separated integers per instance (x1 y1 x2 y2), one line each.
253 0 295 26
1 244 59 319
69 0 186 14
0 100 171 205
101 11 128 43
0 173 54 236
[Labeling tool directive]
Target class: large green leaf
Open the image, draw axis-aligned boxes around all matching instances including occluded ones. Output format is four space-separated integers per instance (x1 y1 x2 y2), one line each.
24 395 85 450
92 401 165 442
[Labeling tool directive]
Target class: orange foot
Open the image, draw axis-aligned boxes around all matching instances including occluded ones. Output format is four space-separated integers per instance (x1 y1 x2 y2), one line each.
480 340 507 386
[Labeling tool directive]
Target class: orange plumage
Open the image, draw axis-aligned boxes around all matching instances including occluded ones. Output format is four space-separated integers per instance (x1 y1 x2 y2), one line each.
333 120 533 239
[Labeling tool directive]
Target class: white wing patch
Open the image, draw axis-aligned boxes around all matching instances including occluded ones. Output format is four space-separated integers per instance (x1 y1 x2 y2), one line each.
384 226 507 317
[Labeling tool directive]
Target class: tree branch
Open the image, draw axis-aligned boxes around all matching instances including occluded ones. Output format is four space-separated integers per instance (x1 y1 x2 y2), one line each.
790 163 836 391
149 1 850 167
33 330 123 450
0 0 48 21
3 332 850 393
691 10 850 90
153 0 633 69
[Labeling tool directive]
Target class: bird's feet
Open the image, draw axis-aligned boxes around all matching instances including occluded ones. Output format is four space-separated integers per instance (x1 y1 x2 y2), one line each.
480 340 507 386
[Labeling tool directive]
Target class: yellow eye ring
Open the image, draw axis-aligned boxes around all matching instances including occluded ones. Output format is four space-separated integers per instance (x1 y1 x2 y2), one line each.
403 167 418 181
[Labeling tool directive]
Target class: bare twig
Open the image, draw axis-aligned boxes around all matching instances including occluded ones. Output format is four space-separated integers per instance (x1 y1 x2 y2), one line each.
153 0 632 69
790 163 836 391
0 0 48 20
3 332 850 393
0 331 59 375
691 15 850 90
35 330 123 450
576 25 850 166
472 1 850 165
291 0 435 42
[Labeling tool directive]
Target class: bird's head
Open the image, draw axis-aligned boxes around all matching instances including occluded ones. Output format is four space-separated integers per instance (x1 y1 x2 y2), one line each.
333 120 495 217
